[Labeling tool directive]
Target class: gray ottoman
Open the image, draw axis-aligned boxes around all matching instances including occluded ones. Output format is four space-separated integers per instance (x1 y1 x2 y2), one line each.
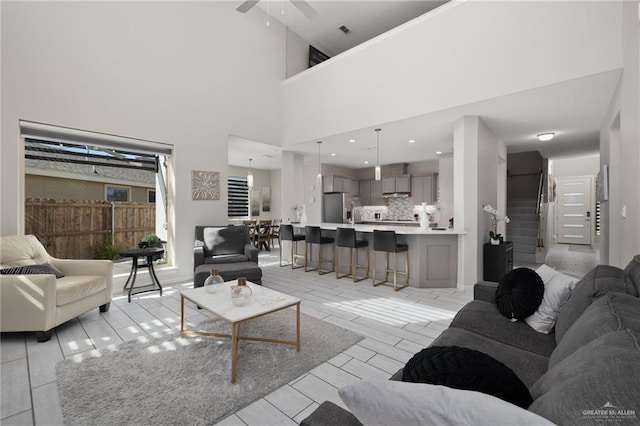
194 262 262 287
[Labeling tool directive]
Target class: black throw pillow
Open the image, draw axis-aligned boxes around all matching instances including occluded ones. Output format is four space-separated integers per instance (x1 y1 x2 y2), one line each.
402 345 532 409
495 267 544 320
0 263 65 279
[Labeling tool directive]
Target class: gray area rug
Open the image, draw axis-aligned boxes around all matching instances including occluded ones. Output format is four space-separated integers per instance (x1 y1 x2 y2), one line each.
56 309 362 425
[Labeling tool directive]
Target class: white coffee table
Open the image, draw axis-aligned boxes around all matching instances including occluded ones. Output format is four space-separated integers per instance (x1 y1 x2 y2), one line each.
180 281 301 383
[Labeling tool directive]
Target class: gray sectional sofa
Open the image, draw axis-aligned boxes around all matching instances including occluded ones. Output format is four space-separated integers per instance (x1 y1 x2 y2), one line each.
302 255 640 426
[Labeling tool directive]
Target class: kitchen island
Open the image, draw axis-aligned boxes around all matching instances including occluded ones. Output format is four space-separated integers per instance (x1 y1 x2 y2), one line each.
291 223 462 288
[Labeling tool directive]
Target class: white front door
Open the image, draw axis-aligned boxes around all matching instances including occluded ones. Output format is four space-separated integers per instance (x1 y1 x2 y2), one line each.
556 176 593 245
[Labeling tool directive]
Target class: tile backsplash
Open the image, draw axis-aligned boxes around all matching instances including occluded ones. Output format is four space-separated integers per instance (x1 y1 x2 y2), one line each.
358 198 439 223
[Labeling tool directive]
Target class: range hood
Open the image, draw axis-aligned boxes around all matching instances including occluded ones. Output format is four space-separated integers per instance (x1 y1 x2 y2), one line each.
381 165 411 197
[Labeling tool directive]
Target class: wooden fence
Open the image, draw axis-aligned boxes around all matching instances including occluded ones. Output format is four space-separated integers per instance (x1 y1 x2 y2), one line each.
25 198 156 259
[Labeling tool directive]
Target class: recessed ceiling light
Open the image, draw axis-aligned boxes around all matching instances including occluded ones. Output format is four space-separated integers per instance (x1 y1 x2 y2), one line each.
537 132 555 141
408 139 416 143
349 139 356 143
364 160 369 164
330 153 336 156
436 151 442 155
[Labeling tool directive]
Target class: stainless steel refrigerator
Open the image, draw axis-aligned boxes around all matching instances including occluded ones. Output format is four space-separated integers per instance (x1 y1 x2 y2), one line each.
323 193 346 223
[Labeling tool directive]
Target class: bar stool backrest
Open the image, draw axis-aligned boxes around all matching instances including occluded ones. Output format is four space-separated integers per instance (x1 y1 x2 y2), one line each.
336 228 356 248
305 226 322 244
280 224 295 241
373 230 397 252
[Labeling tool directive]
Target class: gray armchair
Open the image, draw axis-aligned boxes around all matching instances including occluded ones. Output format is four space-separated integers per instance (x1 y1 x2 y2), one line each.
193 225 262 286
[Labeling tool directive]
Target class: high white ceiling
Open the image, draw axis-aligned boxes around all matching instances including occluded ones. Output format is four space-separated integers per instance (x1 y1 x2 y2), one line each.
254 0 448 57
228 1 622 171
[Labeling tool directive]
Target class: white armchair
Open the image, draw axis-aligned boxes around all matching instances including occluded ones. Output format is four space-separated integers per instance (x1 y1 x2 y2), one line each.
0 235 113 342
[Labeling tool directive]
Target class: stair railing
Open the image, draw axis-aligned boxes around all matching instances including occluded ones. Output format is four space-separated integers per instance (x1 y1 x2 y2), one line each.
536 170 544 248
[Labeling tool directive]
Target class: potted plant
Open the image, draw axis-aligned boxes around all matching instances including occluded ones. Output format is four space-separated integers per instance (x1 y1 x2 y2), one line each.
482 204 510 245
139 233 162 249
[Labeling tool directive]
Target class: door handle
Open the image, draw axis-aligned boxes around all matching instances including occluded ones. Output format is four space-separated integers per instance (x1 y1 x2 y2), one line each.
585 211 591 221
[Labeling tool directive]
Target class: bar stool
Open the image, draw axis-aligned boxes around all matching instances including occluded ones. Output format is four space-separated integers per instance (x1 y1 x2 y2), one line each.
372 230 409 291
279 224 305 269
304 226 335 275
335 228 369 282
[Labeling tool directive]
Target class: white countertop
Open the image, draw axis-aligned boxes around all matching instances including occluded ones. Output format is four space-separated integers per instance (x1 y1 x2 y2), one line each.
291 222 464 235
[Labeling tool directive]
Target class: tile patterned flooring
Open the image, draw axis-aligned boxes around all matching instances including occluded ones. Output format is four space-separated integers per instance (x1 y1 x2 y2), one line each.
0 243 597 425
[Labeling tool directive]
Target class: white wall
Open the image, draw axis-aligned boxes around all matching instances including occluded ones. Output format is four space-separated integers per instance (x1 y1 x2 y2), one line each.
281 151 306 223
286 29 309 78
407 160 439 175
453 116 506 289
552 153 600 177
282 1 622 145
438 157 454 227
1 2 298 284
599 1 640 267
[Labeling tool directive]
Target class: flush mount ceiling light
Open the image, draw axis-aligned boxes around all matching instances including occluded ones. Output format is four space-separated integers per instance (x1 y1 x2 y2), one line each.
247 158 254 188
349 139 356 143
436 151 442 155
408 139 416 144
374 128 382 181
537 132 555 142
330 153 336 156
317 141 323 186
364 160 369 164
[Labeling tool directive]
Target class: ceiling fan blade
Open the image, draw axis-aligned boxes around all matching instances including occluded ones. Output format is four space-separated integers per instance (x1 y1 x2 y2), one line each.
236 0 259 13
290 0 319 20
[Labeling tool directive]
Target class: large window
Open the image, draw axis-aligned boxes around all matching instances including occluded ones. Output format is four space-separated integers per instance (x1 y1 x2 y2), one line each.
21 120 172 263
228 177 249 217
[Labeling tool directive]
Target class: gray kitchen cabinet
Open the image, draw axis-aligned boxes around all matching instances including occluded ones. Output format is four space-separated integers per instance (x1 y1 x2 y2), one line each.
358 179 385 206
383 175 411 193
382 178 396 194
342 178 351 194
324 175 352 193
396 176 411 192
411 174 437 204
350 179 359 196
370 180 384 205
359 180 371 205
412 175 425 204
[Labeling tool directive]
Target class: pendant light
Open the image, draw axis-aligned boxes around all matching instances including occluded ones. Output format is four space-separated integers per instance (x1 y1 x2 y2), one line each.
247 158 254 188
317 141 323 186
374 128 382 181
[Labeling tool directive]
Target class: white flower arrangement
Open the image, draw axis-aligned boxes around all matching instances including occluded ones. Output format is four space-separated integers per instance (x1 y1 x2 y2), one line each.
482 204 510 243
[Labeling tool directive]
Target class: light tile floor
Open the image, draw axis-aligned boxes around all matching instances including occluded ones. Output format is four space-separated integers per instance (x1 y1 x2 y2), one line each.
0 243 597 425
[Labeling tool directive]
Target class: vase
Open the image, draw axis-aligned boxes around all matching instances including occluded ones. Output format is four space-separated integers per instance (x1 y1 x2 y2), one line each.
490 238 500 246
300 204 308 224
420 202 429 230
231 277 253 306
204 268 224 293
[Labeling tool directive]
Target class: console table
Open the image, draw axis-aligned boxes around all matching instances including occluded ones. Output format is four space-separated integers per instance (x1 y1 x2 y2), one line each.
483 242 514 282
120 247 164 302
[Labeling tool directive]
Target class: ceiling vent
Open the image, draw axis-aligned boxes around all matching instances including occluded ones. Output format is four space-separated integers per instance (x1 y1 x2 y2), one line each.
339 25 351 35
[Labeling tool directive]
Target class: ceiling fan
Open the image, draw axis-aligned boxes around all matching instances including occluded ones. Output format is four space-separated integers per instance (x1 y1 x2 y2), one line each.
236 0 319 20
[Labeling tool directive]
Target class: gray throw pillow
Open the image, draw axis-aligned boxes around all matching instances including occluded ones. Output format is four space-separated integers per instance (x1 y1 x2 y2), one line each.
530 330 640 426
624 254 640 295
0 263 65 279
339 381 554 426
549 292 640 368
554 265 637 344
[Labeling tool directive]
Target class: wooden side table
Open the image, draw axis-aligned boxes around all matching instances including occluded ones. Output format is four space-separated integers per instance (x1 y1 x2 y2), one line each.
120 247 164 302
483 242 514 282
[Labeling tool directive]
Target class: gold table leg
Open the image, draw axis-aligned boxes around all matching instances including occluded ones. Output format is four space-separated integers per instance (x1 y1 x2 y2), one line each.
231 322 238 384
296 302 301 352
180 295 185 336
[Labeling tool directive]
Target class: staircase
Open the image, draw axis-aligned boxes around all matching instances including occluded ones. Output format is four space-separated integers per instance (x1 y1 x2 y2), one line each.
507 198 539 264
